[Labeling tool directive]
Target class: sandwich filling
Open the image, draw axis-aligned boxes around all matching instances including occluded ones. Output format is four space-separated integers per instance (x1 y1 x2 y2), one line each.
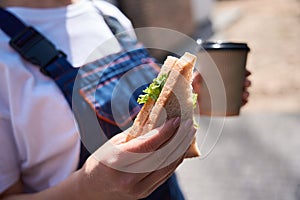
137 73 198 108
137 73 170 104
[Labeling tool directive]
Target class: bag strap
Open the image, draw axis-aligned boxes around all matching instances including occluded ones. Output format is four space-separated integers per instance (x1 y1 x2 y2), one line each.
0 7 79 105
0 7 27 37
0 7 89 167
91 0 138 50
0 7 138 106
0 7 142 168
0 5 138 74
0 8 72 74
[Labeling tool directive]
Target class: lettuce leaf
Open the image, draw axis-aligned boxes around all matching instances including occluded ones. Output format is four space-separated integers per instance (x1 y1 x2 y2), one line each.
137 73 169 104
137 72 199 129
137 72 199 108
192 93 198 109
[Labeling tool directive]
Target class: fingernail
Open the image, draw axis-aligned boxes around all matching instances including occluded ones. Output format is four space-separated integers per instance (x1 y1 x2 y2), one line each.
189 127 197 135
173 117 180 126
184 119 193 128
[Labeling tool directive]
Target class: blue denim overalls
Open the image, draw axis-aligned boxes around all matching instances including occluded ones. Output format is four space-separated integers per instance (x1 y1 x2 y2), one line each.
0 6 185 200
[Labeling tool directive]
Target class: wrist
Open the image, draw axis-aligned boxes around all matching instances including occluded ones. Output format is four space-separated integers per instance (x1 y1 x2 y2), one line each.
76 163 110 200
37 168 90 200
71 169 89 200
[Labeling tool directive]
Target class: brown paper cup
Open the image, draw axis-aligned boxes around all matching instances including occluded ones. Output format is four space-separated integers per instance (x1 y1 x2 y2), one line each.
196 41 250 116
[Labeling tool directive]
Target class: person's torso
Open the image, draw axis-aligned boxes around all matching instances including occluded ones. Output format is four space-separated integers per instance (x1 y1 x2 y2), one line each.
0 0 134 192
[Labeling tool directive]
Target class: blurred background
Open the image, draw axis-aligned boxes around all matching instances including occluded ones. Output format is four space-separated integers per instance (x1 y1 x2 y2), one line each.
106 0 300 199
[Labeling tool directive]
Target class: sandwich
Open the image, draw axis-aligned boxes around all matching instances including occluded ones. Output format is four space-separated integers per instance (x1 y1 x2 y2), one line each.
126 52 200 158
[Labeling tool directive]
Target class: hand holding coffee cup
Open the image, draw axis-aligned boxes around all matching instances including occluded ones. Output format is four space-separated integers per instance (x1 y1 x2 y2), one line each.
193 40 250 116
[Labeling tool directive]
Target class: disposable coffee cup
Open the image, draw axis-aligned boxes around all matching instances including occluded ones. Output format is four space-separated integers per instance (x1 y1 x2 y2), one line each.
196 41 250 116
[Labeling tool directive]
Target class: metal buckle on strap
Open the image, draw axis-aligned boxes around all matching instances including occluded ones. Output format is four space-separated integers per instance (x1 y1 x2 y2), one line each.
9 26 66 74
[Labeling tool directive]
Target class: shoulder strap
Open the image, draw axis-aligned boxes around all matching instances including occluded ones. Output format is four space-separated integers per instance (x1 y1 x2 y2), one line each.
91 1 138 50
0 7 77 105
0 7 145 169
0 7 91 168
0 8 73 75
0 7 27 38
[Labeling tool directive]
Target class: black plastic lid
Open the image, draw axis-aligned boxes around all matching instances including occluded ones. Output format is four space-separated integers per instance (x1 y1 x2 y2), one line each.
197 40 250 51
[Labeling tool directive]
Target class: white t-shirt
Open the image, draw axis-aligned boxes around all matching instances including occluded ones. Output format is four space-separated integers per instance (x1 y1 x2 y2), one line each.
0 0 134 193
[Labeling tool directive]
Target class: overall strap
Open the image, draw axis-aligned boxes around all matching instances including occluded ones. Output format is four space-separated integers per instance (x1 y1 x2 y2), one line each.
0 7 27 38
0 7 148 169
0 7 86 167
0 6 138 105
0 7 77 105
91 0 138 50
0 6 143 170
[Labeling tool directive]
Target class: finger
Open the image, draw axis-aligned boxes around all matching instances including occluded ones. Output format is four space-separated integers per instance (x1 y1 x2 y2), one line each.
192 71 202 82
109 131 129 145
131 119 196 172
245 70 251 77
192 71 202 91
244 79 251 88
92 119 181 174
241 91 250 106
123 117 181 153
165 123 197 161
242 91 250 101
242 99 248 106
112 119 195 173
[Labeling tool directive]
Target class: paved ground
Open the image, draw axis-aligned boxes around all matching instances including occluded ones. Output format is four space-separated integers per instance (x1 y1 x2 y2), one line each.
177 113 300 200
176 0 300 199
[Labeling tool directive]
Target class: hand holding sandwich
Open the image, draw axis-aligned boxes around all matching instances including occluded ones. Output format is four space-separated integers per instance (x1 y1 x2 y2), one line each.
75 53 199 200
78 117 196 200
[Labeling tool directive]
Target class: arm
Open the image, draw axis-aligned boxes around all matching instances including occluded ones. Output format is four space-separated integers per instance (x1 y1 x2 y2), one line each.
1 118 196 200
0 172 82 200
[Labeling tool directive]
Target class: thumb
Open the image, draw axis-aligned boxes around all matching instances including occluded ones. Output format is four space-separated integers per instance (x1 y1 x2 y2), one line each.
123 117 181 153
